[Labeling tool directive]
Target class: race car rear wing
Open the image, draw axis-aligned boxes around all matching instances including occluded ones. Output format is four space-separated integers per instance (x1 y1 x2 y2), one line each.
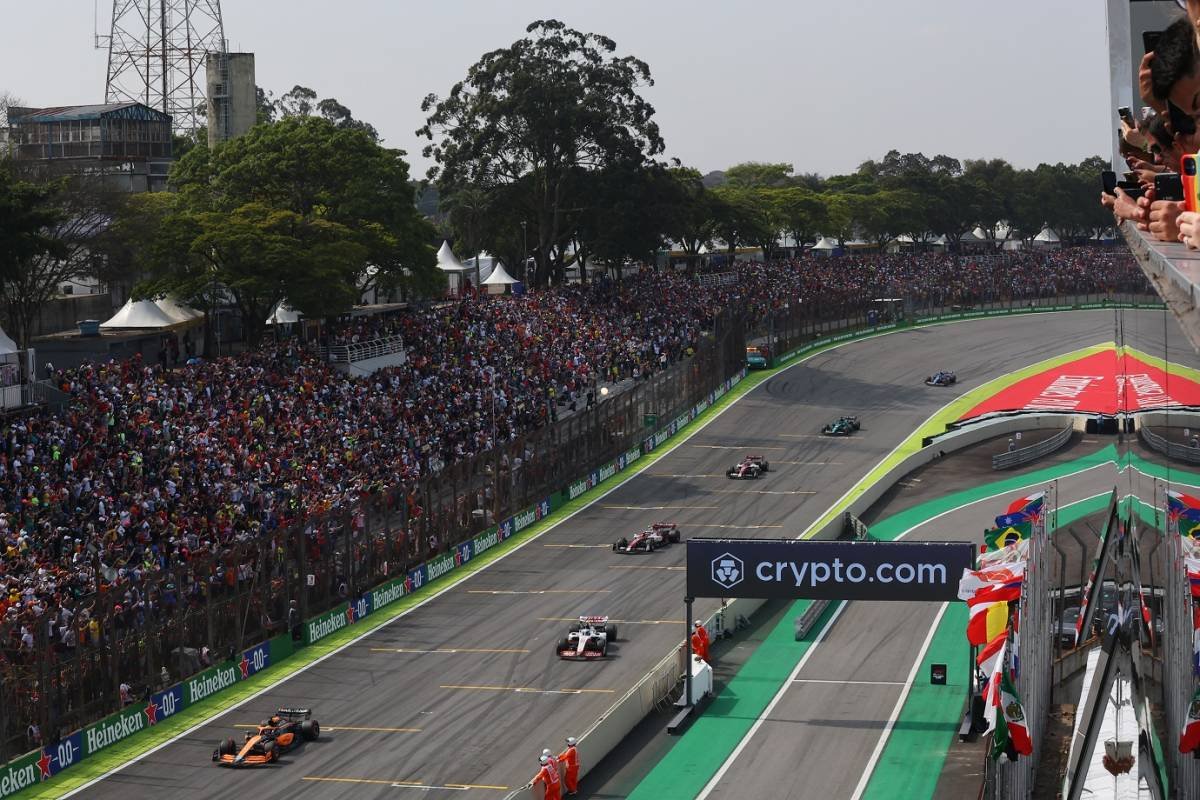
578 615 609 624
275 707 312 719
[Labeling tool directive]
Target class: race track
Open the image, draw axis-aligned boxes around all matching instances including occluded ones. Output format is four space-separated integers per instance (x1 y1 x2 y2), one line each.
73 310 1188 800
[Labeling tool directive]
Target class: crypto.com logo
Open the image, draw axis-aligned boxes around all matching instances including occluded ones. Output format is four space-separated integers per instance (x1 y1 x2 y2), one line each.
711 553 744 589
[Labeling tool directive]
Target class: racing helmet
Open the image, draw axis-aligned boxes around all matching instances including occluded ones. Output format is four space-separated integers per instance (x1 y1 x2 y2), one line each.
566 736 577 746
268 715 282 726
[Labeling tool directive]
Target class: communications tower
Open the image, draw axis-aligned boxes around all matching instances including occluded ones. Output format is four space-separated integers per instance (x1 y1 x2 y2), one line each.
98 0 226 132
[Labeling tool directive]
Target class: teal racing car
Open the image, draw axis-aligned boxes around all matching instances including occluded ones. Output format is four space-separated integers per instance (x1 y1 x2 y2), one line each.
821 416 861 436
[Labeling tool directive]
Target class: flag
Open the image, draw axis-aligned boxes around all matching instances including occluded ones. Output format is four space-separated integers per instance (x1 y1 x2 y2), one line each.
995 510 1039 528
1180 685 1200 754
1168 489 1200 515
985 522 1032 550
979 633 1008 732
957 563 1025 600
1187 558 1200 598
977 539 1029 568
1005 492 1044 516
1184 518 1200 540
992 669 1033 759
967 601 1009 646
965 580 1022 607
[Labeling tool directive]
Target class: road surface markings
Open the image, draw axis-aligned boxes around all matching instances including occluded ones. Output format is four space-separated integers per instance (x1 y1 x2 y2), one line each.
609 564 685 571
440 684 615 695
849 603 949 800
370 647 529 655
689 444 787 450
539 616 682 625
695 601 848 800
774 460 843 465
600 504 719 511
680 522 784 529
791 679 906 686
709 489 817 495
303 776 508 791
467 589 609 595
648 473 725 478
543 543 611 548
237 723 421 733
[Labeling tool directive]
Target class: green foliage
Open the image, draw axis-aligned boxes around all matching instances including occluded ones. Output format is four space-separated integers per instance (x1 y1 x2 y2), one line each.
724 162 795 188
419 19 664 287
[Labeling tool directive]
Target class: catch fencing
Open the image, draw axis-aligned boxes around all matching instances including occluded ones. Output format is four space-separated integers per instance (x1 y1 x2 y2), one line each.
1140 425 1200 465
992 425 1074 470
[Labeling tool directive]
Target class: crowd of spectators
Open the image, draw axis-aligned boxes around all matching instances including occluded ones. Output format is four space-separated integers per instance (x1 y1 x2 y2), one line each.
0 246 1147 748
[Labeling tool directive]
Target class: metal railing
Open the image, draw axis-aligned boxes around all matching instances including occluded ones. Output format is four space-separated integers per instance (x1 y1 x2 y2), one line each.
991 425 1073 469
324 334 405 364
1139 425 1200 465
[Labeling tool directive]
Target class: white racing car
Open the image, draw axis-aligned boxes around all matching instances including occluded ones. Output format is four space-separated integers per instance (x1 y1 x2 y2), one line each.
555 615 619 660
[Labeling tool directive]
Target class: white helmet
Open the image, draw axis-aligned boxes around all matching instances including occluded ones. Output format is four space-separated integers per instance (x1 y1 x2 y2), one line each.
539 754 549 765
566 736 577 746
694 621 702 628
542 748 553 758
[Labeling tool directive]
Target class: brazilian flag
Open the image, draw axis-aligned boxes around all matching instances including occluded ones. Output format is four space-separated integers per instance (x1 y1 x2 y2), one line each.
1184 518 1200 540
985 522 1031 550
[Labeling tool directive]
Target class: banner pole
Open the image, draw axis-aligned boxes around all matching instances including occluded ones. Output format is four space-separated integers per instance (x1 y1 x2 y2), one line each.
684 597 694 707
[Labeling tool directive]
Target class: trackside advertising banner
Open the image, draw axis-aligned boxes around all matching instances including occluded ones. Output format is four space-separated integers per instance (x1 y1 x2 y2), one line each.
686 538 974 602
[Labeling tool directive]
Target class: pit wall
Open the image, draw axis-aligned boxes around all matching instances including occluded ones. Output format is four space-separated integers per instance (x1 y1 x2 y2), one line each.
8 301 1152 799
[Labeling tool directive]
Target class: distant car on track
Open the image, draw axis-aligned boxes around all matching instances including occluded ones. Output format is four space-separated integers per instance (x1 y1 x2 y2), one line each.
613 522 682 553
213 708 320 767
821 416 861 436
726 454 769 479
925 371 957 386
556 616 618 659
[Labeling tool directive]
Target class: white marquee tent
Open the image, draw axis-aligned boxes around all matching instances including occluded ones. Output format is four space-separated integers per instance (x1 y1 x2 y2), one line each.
1033 226 1062 248
265 301 302 326
481 261 519 294
101 299 177 329
154 297 203 324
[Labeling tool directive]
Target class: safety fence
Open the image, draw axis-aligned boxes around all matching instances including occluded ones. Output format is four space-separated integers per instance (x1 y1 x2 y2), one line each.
1162 512 1200 792
323 333 406 365
0 294 1171 797
992 425 1074 470
1140 425 1200 465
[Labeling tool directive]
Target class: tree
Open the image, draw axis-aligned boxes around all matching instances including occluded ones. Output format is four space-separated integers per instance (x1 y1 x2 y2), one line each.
0 165 111 348
664 166 718 272
418 19 664 287
710 187 775 260
724 161 794 188
172 116 434 297
773 187 827 249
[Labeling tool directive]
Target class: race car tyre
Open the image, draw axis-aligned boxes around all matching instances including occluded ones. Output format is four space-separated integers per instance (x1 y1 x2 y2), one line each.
558 637 573 653
668 530 681 543
220 737 237 756
605 623 618 641
262 740 277 761
761 461 770 471
613 539 626 552
300 720 320 741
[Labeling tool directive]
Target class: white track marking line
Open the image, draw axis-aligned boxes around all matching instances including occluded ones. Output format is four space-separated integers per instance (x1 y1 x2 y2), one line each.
61 315 1088 796
695 601 847 800
849 603 948 800
791 679 906 686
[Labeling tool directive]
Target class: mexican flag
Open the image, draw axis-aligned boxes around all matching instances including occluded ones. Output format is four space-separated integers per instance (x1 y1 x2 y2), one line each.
992 669 1033 760
1179 685 1200 753
985 522 1031 550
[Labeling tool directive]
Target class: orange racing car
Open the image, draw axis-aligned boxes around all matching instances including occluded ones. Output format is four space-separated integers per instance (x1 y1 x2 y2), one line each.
212 707 320 767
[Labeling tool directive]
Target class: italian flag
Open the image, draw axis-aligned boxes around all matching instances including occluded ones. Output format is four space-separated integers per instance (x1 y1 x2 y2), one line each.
992 669 1033 760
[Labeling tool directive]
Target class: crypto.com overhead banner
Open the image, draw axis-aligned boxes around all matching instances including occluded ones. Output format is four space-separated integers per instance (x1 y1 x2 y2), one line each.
686 538 975 602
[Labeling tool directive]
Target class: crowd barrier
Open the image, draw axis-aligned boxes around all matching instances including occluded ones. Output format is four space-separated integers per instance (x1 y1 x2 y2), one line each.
992 424 1074 469
0 296 1165 799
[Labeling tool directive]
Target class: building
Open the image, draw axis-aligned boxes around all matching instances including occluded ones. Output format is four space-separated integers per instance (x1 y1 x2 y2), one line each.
206 52 256 148
6 102 173 191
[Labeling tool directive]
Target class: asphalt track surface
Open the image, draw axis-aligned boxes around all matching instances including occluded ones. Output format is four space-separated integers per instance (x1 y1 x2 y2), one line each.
76 310 1191 800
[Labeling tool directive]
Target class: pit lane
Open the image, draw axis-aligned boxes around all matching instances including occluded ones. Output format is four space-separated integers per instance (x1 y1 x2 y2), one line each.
65 310 1172 800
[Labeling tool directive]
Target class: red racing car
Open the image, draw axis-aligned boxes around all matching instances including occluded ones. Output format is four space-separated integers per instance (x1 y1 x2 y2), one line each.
212 708 320 767
726 455 770 479
613 522 683 553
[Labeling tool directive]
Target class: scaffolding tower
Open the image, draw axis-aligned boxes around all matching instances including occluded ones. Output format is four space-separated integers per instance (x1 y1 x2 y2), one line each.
98 0 226 133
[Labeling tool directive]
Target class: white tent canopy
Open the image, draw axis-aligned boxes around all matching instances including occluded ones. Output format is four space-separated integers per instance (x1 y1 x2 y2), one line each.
154 297 203 324
811 236 837 251
481 261 519 286
436 241 470 273
1034 226 1061 243
265 301 301 325
101 299 177 329
0 327 17 355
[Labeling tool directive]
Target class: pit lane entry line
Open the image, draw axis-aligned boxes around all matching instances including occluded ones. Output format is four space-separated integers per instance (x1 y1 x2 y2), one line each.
302 776 509 791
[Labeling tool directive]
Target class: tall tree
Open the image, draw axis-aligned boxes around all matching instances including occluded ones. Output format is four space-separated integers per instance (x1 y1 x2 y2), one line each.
418 19 664 287
724 161 794 188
